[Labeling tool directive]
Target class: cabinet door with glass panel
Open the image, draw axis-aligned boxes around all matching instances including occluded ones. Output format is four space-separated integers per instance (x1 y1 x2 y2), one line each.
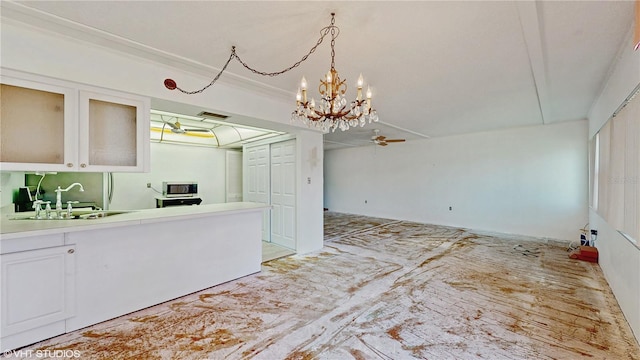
0 70 150 172
78 90 149 172
0 75 78 172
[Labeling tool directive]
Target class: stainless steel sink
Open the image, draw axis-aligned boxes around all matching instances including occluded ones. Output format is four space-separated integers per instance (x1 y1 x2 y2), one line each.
72 210 131 219
10 210 132 220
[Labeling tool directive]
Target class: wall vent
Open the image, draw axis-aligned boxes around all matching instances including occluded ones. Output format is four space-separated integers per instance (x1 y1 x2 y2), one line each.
197 111 229 120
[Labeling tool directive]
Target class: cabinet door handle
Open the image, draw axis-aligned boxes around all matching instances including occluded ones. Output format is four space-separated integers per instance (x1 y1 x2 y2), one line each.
68 249 75 254
80 163 87 168
66 163 74 168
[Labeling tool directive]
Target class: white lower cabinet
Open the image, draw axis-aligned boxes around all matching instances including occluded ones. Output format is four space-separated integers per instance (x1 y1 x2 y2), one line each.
1 245 76 351
65 212 262 332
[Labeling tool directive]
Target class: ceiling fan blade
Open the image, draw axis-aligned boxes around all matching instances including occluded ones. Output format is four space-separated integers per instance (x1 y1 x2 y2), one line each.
378 142 388 146
385 139 406 143
163 121 180 130
376 135 387 141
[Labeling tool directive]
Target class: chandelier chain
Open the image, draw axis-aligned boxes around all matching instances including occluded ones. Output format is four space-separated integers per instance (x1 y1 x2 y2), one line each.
330 14 336 70
234 24 337 77
171 15 339 94
174 51 236 95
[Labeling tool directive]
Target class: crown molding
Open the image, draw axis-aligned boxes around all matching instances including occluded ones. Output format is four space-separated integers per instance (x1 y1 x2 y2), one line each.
0 1 293 102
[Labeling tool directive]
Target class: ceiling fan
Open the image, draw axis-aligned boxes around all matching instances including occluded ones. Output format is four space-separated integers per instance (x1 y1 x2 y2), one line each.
372 129 405 146
160 116 211 134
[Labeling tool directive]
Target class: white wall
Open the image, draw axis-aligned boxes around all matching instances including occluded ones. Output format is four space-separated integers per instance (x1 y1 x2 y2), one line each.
295 130 324 254
325 120 588 241
589 29 640 138
587 29 640 342
109 143 226 210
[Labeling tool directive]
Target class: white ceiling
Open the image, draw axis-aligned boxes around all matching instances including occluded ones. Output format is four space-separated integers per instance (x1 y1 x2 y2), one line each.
3 1 635 150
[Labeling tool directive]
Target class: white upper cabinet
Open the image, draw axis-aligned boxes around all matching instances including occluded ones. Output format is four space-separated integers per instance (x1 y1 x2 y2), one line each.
0 69 150 172
78 90 149 172
0 75 77 171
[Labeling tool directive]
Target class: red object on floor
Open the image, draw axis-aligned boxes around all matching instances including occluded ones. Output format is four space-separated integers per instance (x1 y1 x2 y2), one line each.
569 246 599 263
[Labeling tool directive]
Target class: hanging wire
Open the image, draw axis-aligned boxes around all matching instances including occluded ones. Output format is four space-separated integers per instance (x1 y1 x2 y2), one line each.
164 14 339 94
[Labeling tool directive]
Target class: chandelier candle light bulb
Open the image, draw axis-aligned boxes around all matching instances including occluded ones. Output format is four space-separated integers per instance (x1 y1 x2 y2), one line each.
301 77 308 103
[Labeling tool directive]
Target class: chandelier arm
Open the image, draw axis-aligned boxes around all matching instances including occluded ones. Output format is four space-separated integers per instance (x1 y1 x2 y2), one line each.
307 100 358 119
328 102 355 118
310 108 330 120
293 106 325 122
337 101 347 115
332 108 355 119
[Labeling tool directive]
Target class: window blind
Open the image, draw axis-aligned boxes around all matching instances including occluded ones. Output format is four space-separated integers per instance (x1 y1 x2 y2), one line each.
589 135 597 208
623 96 639 240
594 87 640 242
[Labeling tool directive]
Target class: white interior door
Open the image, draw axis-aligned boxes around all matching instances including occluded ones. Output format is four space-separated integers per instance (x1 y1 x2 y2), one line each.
270 139 296 249
225 150 243 202
244 144 270 241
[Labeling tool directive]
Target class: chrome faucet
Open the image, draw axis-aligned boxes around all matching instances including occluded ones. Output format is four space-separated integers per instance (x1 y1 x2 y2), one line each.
32 200 44 219
55 183 84 218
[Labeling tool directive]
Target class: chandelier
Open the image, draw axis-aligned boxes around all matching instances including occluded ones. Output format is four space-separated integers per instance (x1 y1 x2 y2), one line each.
163 12 377 132
291 13 378 132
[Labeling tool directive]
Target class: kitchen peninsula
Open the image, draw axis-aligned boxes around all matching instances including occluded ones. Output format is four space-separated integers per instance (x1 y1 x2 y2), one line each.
0 202 269 351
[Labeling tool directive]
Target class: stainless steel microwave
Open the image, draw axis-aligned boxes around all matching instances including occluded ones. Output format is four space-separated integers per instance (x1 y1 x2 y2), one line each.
162 182 198 197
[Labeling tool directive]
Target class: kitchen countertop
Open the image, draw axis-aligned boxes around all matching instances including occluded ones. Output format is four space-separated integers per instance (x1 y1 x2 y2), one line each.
0 202 270 240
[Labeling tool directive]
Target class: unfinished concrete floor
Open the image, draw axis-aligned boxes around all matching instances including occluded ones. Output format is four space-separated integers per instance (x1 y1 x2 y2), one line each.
18 212 640 359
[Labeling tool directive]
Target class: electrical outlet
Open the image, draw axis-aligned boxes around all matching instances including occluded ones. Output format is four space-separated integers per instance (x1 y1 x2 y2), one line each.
365 200 368 204
146 183 151 188
449 206 452 211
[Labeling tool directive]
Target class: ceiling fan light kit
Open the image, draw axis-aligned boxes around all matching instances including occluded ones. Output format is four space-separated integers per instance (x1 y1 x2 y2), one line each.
163 13 377 133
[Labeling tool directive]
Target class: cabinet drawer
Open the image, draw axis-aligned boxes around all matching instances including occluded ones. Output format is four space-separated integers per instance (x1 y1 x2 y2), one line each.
0 233 65 254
